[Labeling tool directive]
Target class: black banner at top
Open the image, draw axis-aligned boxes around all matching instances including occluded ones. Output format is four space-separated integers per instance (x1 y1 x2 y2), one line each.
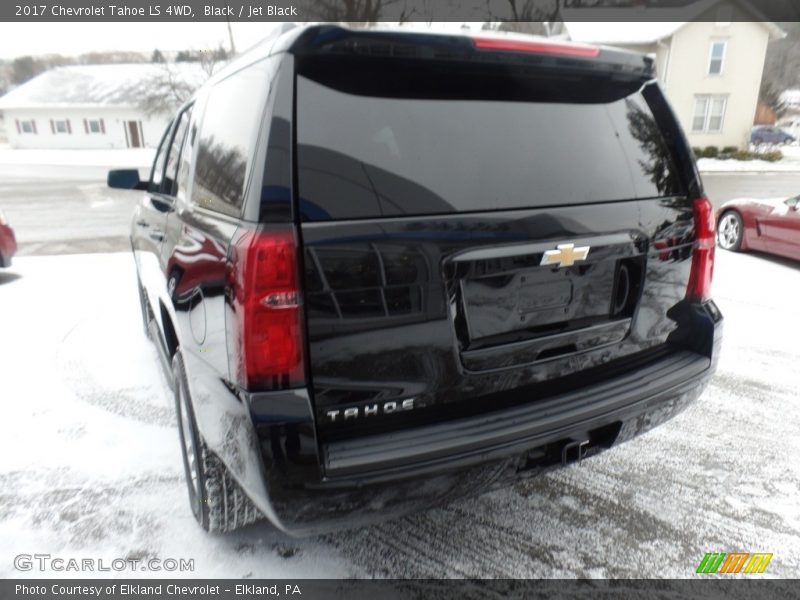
3 0 800 22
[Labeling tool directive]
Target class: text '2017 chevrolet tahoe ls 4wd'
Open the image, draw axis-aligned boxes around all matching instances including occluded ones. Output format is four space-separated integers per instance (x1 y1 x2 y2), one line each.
111 25 722 536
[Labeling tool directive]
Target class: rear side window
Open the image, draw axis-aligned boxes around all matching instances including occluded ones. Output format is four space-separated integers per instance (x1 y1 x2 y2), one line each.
297 59 683 221
191 63 270 217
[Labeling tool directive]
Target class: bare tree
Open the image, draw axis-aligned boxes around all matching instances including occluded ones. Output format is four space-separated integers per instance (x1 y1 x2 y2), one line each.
138 46 231 116
138 63 202 116
11 56 40 85
484 0 561 34
77 51 147 64
760 22 800 115
199 46 229 78
11 54 76 85
759 77 786 118
301 0 408 24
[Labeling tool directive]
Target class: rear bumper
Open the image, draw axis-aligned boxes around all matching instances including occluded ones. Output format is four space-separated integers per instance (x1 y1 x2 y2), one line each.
323 349 709 479
193 302 721 536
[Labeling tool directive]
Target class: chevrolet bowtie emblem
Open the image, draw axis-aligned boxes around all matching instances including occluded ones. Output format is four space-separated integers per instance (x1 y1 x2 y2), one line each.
540 243 591 268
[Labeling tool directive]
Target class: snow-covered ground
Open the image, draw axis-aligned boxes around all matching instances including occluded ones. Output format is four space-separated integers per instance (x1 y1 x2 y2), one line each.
0 254 352 579
0 249 798 579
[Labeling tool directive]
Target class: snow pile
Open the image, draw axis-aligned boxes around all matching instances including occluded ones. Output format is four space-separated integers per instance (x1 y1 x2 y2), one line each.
0 254 354 578
698 144 800 173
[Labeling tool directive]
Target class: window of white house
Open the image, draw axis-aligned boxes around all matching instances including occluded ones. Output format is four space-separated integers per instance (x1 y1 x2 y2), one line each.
85 119 105 134
52 119 71 134
692 95 727 133
18 119 36 134
708 97 727 131
708 41 727 75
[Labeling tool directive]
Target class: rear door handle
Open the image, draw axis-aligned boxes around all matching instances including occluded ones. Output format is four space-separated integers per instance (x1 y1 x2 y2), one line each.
149 231 164 242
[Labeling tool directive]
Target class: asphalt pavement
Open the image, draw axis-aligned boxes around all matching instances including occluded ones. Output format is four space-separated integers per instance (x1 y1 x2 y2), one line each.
702 171 800 210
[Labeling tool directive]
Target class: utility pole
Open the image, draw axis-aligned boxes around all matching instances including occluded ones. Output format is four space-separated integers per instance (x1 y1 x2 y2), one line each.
226 15 236 55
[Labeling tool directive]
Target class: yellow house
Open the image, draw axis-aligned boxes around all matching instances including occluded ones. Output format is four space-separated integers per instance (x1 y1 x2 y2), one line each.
564 1 785 149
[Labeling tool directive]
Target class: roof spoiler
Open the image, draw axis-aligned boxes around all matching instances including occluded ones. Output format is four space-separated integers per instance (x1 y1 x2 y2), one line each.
288 25 655 80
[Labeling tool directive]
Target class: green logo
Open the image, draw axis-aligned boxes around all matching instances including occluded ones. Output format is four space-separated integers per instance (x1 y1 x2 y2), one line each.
697 552 773 574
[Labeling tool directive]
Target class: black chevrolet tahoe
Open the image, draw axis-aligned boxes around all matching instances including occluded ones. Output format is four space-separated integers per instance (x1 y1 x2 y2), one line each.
111 24 722 535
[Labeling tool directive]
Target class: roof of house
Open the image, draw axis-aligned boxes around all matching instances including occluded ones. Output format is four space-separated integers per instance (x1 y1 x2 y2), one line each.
563 0 785 45
0 63 207 111
563 22 686 45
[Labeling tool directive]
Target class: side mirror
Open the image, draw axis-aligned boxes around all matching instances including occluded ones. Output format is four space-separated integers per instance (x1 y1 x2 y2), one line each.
108 169 147 190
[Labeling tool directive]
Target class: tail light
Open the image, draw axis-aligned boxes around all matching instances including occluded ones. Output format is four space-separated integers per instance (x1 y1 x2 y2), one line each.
472 36 600 58
228 227 305 390
686 196 715 302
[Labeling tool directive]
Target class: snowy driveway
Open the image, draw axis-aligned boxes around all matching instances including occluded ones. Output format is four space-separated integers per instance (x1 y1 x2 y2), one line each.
0 249 798 579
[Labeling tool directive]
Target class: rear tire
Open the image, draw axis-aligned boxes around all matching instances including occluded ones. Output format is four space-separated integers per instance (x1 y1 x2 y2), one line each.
717 211 743 252
173 351 263 532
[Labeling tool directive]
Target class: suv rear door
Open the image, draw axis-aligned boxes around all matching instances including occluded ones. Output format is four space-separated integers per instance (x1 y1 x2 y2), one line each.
293 40 700 443
133 110 187 316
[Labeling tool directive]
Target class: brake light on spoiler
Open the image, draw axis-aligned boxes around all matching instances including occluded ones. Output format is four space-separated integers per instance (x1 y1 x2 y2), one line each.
472 36 600 58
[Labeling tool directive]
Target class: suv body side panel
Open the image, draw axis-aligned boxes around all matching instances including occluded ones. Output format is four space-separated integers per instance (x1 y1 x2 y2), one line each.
164 53 316 526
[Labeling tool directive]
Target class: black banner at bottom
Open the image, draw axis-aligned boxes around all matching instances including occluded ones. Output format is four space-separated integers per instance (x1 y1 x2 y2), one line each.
3 579 799 600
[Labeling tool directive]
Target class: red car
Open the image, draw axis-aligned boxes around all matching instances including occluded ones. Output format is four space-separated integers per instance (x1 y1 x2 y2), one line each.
0 210 16 268
717 195 800 261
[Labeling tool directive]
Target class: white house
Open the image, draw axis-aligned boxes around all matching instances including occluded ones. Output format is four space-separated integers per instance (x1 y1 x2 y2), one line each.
0 63 206 150
563 0 785 149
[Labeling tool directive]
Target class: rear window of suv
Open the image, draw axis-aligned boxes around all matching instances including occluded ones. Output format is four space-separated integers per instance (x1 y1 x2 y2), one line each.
296 58 683 221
